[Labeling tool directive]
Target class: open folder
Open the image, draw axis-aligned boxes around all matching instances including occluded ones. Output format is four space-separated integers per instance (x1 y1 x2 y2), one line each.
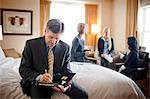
101 54 113 63
38 82 59 87
37 73 76 87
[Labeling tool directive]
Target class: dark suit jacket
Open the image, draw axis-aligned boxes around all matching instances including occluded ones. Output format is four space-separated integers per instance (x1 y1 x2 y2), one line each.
121 50 139 77
19 37 72 94
98 37 114 56
71 35 85 62
124 50 139 68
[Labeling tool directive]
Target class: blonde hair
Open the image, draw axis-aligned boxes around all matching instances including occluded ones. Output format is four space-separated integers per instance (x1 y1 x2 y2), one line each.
102 27 112 50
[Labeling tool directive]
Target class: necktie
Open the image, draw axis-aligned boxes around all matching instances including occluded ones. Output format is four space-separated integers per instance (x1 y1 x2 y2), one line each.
48 49 54 80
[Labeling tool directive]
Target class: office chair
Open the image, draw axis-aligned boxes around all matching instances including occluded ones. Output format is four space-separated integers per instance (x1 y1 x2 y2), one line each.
134 51 149 81
114 51 149 81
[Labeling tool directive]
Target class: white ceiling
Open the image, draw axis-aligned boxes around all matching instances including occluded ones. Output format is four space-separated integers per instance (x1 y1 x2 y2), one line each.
51 0 101 1
51 0 101 4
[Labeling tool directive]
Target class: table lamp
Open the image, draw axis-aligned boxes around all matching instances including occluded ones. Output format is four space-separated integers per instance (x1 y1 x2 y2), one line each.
91 24 99 51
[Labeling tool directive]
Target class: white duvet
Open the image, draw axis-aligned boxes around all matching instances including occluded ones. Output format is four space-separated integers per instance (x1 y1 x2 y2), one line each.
0 58 146 99
70 62 146 99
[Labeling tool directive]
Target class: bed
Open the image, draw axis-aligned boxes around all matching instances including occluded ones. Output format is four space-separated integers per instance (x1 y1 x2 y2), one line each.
0 57 146 99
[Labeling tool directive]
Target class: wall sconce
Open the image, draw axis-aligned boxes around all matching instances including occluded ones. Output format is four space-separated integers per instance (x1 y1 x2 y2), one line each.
0 25 3 40
91 24 99 51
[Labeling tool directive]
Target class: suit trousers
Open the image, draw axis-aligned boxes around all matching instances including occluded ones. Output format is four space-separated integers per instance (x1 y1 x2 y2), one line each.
101 57 112 68
30 83 88 99
65 83 88 99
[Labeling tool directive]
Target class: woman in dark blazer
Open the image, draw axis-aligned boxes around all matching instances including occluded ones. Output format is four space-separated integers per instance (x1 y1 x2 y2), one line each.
119 37 139 79
98 27 114 68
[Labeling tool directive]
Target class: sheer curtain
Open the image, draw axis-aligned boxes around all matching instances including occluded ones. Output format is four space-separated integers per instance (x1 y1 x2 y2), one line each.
138 0 150 53
50 1 85 46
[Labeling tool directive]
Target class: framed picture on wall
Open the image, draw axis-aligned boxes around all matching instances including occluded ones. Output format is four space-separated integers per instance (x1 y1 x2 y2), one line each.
1 9 32 35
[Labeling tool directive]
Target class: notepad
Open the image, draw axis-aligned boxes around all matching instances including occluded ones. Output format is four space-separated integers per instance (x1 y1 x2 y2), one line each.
101 54 113 63
38 82 58 87
37 73 76 88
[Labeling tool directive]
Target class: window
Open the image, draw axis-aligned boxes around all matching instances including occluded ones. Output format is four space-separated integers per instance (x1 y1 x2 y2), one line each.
50 1 85 46
139 5 150 53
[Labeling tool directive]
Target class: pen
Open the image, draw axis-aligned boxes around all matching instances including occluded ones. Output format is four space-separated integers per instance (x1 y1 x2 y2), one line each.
45 69 53 83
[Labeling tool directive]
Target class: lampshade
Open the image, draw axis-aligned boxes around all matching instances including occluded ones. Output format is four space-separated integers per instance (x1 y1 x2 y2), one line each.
91 24 99 34
0 25 3 40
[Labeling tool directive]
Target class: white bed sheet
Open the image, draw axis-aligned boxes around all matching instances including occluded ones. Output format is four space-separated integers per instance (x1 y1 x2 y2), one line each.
0 58 146 99
70 62 146 99
0 58 69 99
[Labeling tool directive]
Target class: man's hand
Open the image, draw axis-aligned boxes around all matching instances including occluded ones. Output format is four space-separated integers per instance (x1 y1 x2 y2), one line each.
40 72 52 83
52 84 71 93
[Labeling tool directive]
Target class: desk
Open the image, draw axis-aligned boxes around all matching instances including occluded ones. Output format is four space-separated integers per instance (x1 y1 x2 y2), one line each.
85 56 100 65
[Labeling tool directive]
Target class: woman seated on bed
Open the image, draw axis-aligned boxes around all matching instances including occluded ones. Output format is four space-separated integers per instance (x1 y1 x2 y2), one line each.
118 37 139 80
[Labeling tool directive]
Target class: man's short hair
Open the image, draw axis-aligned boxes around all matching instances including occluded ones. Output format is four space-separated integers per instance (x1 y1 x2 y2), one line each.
46 19 64 33
77 23 85 33
77 23 84 30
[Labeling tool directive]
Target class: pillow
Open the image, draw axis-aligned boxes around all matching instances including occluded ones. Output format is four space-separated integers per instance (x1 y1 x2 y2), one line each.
0 46 6 60
3 48 20 58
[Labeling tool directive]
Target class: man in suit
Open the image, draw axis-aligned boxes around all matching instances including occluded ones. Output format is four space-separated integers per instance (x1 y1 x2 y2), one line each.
19 19 88 98
71 23 90 62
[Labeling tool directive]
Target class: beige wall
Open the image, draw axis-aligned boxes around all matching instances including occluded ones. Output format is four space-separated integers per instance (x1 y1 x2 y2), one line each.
0 0 1 7
97 2 101 33
101 0 113 31
0 0 127 53
0 0 1 8
112 0 126 51
0 0 40 53
99 0 126 52
0 0 2 24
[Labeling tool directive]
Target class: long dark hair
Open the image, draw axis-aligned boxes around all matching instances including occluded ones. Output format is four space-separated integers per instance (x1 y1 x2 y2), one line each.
128 37 138 52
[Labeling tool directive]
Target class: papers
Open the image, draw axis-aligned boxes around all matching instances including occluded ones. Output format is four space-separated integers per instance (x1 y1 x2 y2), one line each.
118 65 126 73
119 52 125 59
101 54 113 63
38 83 58 87
37 73 76 88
